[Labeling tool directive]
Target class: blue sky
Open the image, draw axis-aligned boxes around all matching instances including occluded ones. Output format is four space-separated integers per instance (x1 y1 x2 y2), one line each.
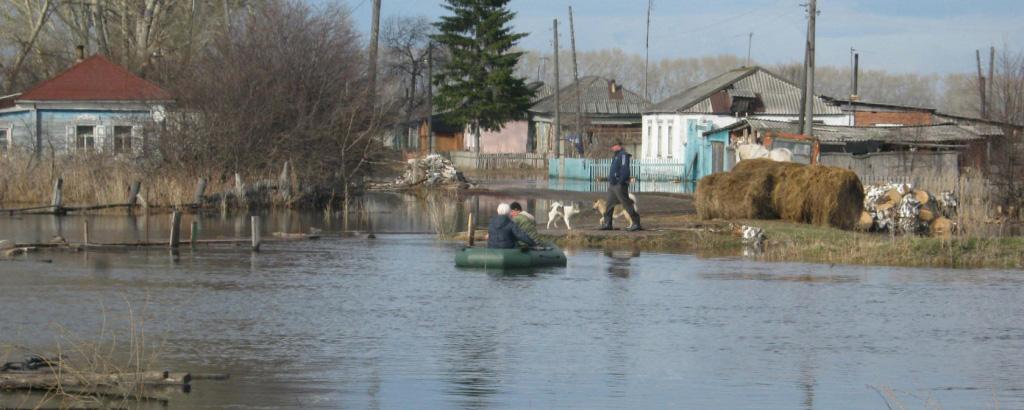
333 0 1024 74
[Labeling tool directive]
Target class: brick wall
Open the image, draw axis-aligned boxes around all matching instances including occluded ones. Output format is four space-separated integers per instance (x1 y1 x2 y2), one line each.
854 111 933 126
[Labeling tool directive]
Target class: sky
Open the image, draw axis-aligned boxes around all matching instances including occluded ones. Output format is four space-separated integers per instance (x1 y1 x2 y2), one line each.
331 0 1024 75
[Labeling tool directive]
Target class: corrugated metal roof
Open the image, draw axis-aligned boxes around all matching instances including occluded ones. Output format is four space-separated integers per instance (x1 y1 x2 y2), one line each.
530 76 650 116
736 119 983 143
648 66 842 116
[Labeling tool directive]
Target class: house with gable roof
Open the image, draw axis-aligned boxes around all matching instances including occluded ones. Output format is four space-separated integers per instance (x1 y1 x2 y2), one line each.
641 66 849 165
0 52 173 156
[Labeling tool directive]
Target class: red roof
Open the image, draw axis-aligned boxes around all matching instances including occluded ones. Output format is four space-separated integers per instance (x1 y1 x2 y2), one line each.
18 55 172 102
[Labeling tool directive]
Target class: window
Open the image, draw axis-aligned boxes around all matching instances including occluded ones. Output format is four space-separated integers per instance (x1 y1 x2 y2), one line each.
667 125 674 158
0 129 8 154
772 139 813 164
113 126 133 154
656 123 662 158
76 125 95 151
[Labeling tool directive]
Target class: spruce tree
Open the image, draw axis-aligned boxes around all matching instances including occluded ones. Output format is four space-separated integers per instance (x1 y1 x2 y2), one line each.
432 0 534 153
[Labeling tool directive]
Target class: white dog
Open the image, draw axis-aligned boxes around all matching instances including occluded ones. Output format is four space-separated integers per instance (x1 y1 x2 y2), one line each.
547 201 582 230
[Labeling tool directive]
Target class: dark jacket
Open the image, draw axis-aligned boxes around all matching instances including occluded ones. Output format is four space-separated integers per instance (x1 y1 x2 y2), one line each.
487 215 537 249
608 150 632 185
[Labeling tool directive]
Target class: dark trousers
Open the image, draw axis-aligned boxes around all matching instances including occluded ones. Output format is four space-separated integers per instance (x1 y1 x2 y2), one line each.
603 183 640 227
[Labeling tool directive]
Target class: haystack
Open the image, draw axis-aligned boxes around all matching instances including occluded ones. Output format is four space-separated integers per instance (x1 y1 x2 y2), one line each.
697 159 865 230
695 169 777 220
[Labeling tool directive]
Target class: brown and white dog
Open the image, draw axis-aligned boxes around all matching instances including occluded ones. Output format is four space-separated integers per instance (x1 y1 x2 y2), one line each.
593 193 638 227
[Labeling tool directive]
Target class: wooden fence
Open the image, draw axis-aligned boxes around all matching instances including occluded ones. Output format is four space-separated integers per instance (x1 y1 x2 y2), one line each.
549 158 686 182
448 151 547 170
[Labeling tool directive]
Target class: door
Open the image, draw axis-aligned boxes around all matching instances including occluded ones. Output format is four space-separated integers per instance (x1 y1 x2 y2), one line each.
711 141 725 173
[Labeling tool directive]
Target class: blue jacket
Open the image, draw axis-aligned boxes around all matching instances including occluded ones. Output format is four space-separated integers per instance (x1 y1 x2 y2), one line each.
487 215 537 249
608 150 632 185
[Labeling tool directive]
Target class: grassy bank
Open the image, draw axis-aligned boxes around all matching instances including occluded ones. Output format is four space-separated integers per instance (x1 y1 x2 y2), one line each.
536 217 1024 270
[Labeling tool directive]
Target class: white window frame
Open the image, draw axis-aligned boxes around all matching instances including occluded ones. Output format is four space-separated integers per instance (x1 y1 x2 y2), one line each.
73 124 99 152
656 121 663 158
667 124 674 159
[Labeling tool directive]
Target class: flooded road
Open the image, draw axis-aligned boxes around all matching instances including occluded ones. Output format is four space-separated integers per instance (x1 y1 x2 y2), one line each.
1 192 1023 409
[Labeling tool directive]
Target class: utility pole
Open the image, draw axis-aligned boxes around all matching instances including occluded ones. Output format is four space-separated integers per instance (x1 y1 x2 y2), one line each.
976 49 987 119
799 0 816 137
746 32 753 67
427 42 434 153
368 0 382 103
988 46 995 120
569 6 582 155
553 19 561 159
645 0 653 100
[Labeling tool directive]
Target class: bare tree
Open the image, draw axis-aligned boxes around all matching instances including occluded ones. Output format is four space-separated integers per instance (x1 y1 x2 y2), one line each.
1 0 55 93
381 15 434 148
161 0 389 200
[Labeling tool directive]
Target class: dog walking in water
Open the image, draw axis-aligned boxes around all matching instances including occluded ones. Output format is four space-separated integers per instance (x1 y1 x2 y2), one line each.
547 201 582 230
600 140 642 231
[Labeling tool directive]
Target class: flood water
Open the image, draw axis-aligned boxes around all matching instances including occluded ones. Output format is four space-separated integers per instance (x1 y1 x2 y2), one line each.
2 192 1024 409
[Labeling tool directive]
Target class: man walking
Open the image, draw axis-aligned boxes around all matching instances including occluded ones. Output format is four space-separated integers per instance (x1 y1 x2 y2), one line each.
600 141 642 231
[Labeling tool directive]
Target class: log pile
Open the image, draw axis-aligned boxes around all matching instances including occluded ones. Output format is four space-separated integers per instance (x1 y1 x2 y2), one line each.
860 183 958 237
372 154 471 190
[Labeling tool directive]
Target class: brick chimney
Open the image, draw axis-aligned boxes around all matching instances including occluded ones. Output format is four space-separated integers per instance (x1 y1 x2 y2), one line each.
608 80 623 100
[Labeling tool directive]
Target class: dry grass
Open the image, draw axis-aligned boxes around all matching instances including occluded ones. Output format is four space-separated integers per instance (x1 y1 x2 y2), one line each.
1 298 170 407
0 154 277 208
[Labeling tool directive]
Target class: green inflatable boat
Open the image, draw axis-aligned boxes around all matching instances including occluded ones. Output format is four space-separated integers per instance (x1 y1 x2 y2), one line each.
455 246 568 269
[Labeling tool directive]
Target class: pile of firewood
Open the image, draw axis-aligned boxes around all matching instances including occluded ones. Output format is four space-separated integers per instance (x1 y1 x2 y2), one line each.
859 183 957 237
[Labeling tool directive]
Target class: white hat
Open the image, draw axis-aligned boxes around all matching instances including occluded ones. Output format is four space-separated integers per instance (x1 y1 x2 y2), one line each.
496 203 510 215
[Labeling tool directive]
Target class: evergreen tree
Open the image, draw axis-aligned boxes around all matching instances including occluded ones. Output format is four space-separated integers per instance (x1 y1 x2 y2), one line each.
432 0 534 153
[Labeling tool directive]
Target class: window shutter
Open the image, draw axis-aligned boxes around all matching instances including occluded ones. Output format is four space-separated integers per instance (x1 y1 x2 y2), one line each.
66 125 75 153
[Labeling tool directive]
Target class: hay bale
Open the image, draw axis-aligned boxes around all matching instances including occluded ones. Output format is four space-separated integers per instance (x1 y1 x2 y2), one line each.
857 211 874 231
698 158 865 230
930 217 953 238
772 165 864 230
695 169 778 220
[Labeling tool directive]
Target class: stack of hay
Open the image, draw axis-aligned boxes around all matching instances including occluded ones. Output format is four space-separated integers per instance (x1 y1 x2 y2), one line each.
859 183 957 237
696 159 865 230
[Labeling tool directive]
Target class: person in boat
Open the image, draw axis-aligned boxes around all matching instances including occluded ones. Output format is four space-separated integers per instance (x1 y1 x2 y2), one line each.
600 140 642 232
487 203 537 249
508 201 544 246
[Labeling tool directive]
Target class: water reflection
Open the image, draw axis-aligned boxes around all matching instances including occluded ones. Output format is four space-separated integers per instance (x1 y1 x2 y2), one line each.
604 249 641 278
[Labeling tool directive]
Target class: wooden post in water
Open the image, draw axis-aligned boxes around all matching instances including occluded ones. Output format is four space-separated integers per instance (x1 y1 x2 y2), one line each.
128 181 141 206
234 173 246 207
251 216 261 252
169 211 182 248
194 178 208 206
83 220 90 245
190 220 199 249
51 177 63 211
278 162 292 203
365 205 375 239
467 213 475 247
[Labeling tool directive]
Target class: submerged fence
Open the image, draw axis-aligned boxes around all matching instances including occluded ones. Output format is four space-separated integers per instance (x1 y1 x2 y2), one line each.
548 158 687 182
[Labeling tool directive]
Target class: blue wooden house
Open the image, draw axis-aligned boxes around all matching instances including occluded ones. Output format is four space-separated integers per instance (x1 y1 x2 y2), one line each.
0 54 173 156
